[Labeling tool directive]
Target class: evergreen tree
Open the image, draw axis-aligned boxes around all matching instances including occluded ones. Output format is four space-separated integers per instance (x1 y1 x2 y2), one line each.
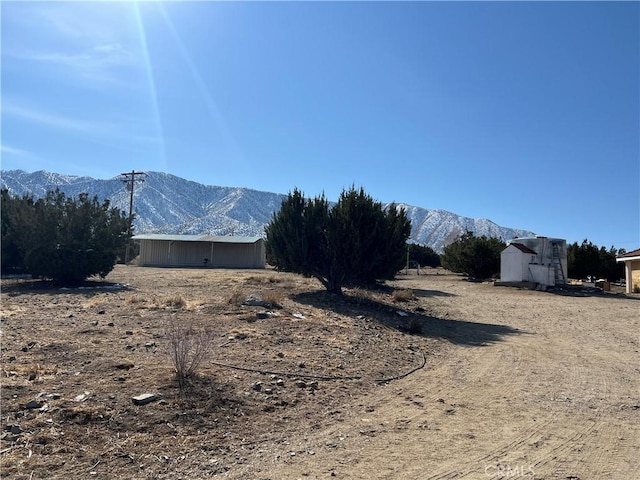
441 231 505 279
408 243 441 268
567 240 625 281
265 186 411 294
1 189 131 284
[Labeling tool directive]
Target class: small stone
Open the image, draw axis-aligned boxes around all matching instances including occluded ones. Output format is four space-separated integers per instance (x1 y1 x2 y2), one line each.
295 380 307 389
132 393 160 406
74 391 90 402
92 320 99 326
125 330 133 335
107 322 115 327
309 381 318 390
10 425 21 434
97 310 106 315
25 400 44 410
251 382 263 392
275 379 285 387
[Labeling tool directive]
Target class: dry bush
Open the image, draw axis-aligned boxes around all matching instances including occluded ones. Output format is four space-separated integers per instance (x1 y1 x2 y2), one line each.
125 294 147 306
392 288 416 302
163 295 186 308
246 274 281 285
228 287 245 306
261 289 285 308
166 320 215 391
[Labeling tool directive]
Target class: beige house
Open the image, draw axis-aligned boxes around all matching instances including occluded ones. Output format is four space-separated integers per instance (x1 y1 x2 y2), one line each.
132 234 265 269
616 248 640 294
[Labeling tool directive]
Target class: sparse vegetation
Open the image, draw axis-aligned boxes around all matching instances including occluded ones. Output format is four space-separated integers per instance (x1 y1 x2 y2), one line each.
392 288 417 302
166 320 216 392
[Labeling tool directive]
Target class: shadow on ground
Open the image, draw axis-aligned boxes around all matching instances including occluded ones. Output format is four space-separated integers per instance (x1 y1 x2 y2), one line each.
0 277 132 296
546 284 640 300
293 290 524 346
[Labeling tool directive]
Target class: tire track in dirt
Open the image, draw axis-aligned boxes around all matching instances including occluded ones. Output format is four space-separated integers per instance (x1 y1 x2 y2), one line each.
233 277 639 480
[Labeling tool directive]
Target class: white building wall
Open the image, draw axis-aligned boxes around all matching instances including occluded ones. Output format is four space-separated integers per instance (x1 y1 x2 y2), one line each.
501 247 527 282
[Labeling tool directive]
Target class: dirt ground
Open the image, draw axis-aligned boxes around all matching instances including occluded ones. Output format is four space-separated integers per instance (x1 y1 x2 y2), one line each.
1 266 638 480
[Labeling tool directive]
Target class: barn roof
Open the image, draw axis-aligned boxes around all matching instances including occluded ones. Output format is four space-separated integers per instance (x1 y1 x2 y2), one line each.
508 243 538 255
132 234 263 244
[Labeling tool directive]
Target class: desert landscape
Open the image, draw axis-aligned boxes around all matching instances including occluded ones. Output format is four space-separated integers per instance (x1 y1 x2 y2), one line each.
1 266 638 479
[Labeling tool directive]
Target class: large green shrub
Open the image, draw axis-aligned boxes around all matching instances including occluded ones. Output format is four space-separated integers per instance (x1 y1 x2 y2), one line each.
441 231 505 280
265 186 411 294
1 189 131 284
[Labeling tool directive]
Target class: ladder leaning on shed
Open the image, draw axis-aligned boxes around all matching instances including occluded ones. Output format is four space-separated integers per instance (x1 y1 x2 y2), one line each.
551 242 565 284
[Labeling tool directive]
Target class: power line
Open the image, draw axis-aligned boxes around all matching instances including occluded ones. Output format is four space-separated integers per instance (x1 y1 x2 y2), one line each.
119 170 146 263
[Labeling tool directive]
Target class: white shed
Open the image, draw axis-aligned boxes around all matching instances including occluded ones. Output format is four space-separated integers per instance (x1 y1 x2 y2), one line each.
132 234 265 269
500 243 538 282
500 236 567 287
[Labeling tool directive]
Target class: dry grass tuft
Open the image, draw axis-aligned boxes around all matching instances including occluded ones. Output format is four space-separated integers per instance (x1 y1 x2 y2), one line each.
163 295 187 309
125 294 147 306
392 288 416 302
228 287 245 306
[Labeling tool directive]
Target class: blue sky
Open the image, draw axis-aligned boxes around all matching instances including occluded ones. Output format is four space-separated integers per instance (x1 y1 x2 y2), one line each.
1 1 638 249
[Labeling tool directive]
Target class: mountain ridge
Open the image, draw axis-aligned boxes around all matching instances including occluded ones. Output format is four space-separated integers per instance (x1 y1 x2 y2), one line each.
1 169 536 253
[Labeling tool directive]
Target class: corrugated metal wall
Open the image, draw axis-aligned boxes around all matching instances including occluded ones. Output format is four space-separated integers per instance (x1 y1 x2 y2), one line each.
137 239 265 268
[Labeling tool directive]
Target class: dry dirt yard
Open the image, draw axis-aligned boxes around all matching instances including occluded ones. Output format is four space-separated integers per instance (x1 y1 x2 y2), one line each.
1 266 638 480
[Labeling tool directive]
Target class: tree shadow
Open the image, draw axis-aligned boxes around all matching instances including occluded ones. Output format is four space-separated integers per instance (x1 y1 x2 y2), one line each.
546 284 640 300
411 288 457 298
0 277 132 297
292 290 524 346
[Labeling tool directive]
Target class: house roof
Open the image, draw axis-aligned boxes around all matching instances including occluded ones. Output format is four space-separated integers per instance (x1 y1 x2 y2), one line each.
616 248 640 262
132 234 263 244
508 243 538 255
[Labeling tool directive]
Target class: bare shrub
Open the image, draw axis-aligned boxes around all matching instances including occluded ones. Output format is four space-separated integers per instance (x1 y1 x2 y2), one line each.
228 287 245 306
166 321 215 391
392 288 416 302
246 274 281 285
404 317 423 334
163 295 186 309
261 289 285 308
125 295 147 306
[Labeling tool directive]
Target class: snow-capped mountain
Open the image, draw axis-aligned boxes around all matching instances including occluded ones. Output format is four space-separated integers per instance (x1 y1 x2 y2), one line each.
1 170 535 252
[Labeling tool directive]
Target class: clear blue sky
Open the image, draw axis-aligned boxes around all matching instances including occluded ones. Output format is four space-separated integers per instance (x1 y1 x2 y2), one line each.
2 1 638 249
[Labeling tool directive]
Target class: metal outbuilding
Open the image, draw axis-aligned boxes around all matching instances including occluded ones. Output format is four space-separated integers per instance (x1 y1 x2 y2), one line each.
132 234 265 269
500 236 567 287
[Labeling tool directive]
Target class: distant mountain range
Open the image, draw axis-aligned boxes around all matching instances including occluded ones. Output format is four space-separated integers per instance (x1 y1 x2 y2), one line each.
1 170 535 253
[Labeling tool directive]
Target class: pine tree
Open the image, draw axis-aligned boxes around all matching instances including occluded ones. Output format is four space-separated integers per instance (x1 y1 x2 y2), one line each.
441 231 505 280
265 186 411 294
1 189 131 284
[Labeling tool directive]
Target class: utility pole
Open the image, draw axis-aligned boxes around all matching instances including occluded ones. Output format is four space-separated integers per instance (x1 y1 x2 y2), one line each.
120 170 146 264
